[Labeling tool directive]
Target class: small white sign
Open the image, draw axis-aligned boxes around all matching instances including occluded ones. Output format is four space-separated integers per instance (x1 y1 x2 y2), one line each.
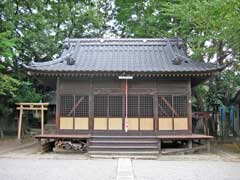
118 76 133 80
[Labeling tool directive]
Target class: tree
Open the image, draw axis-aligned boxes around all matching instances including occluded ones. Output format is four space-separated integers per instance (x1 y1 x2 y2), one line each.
163 0 240 110
115 0 172 37
0 0 107 132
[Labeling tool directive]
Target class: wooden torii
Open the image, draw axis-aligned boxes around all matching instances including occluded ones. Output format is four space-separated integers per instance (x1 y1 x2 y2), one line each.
16 103 49 140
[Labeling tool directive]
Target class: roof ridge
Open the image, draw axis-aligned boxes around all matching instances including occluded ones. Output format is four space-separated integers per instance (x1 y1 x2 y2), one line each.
63 37 183 44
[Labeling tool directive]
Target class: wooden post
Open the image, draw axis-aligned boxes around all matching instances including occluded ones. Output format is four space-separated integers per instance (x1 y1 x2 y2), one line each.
188 140 193 149
125 79 128 132
0 129 4 139
207 139 211 153
188 78 192 133
153 94 158 132
17 105 23 140
158 139 162 152
89 78 94 131
56 77 60 131
41 104 44 135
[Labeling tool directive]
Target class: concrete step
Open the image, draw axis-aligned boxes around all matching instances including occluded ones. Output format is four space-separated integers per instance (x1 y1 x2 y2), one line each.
89 154 158 159
89 140 158 143
91 135 157 139
89 145 158 149
88 150 159 155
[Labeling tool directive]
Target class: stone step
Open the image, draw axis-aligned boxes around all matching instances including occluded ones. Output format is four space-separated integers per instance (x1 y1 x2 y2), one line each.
89 154 158 159
88 150 159 155
89 145 158 149
91 135 157 139
89 140 158 144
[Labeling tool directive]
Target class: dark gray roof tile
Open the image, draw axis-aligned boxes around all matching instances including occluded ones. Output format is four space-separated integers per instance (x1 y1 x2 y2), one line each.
26 38 222 73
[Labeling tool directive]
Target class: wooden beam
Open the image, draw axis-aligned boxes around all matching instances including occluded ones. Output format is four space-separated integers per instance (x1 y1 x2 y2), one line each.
16 107 48 110
16 103 49 106
160 96 179 116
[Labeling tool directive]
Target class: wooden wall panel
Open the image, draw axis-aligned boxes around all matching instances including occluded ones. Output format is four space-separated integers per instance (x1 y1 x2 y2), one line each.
60 79 90 94
60 117 73 130
94 118 107 130
140 118 154 130
75 117 89 130
59 78 190 96
127 118 139 130
93 79 122 88
109 118 122 130
159 118 173 130
157 80 189 94
174 118 188 130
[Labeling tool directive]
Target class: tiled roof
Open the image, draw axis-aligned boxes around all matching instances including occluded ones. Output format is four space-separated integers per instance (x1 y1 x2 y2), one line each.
25 38 222 73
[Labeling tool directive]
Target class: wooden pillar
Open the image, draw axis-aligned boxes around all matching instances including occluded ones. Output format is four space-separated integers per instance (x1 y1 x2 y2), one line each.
188 140 193 149
207 139 211 153
158 139 162 152
89 78 94 131
41 105 44 135
56 77 60 131
17 105 23 140
153 94 158 132
188 78 192 133
125 79 129 132
0 130 3 139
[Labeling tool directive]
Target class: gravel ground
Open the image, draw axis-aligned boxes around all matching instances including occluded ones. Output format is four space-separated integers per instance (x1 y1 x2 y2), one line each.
1 138 240 180
133 160 240 180
0 156 240 180
0 158 117 180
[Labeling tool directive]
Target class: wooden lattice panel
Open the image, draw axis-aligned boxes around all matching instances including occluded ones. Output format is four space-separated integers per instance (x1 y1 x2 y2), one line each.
75 96 89 117
158 95 188 118
109 96 123 117
60 95 74 117
94 96 108 117
158 96 173 117
127 96 138 117
173 96 188 117
140 96 153 117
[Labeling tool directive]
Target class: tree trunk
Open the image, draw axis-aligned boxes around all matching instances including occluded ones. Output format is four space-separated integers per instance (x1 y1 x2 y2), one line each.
192 88 205 111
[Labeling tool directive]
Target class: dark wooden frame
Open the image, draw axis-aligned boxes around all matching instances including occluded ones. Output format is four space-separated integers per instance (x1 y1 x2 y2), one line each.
55 77 191 135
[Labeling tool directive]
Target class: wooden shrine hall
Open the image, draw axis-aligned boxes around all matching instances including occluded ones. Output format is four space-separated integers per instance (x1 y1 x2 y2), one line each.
24 38 223 157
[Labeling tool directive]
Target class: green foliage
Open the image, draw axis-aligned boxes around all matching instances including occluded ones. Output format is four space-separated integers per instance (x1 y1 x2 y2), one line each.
163 0 240 109
163 0 240 63
14 82 42 103
115 0 172 37
0 74 20 97
0 31 15 58
0 0 239 131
